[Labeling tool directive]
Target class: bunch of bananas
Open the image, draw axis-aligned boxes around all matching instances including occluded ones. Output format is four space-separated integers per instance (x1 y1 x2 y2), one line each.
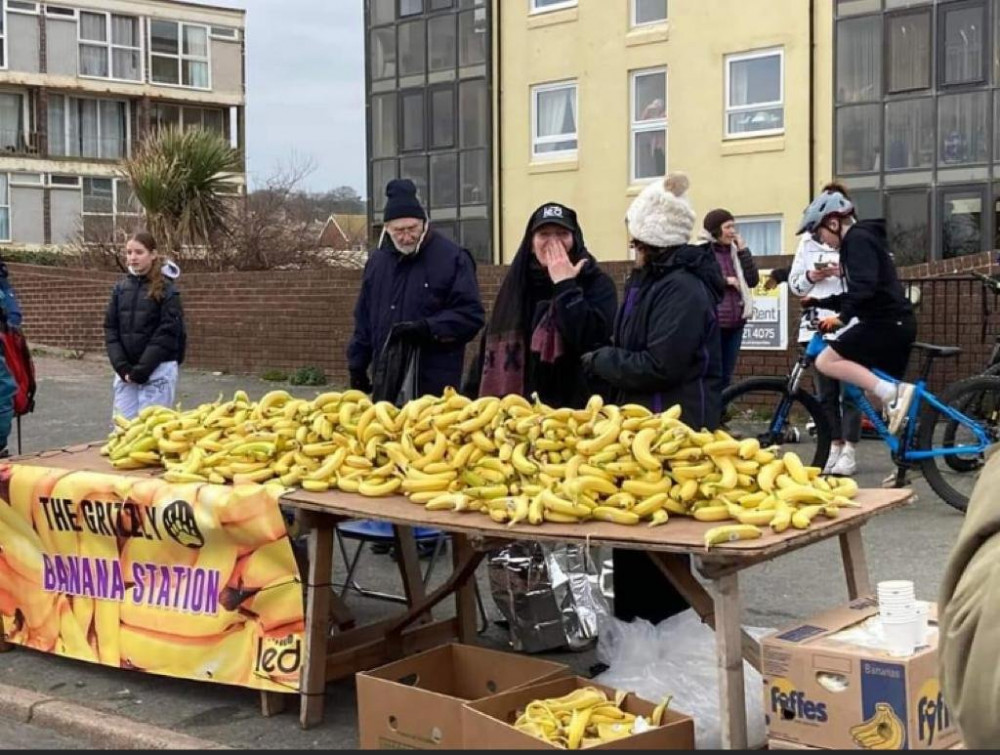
514 686 672 749
849 703 905 750
100 389 859 535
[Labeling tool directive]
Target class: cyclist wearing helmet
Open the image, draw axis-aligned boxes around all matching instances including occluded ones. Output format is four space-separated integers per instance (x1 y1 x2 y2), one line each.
798 190 917 435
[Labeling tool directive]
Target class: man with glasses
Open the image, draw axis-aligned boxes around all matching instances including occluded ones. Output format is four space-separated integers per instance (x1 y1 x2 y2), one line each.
348 178 485 401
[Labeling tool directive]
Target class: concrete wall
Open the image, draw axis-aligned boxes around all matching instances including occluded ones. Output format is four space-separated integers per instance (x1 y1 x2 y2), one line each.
50 187 81 244
8 13 40 75
46 19 79 78
497 1 833 263
10 186 43 244
210 40 243 97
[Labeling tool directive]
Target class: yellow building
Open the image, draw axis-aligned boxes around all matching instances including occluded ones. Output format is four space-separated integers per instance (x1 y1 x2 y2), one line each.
494 0 834 263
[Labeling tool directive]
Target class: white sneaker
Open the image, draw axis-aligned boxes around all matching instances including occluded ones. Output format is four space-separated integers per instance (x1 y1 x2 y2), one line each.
885 383 916 436
830 445 857 476
823 445 843 474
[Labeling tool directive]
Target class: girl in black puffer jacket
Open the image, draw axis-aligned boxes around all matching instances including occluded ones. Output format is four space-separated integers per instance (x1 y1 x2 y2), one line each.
104 232 185 420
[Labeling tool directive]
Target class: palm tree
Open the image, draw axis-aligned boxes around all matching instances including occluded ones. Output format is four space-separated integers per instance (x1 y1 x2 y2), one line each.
119 127 244 254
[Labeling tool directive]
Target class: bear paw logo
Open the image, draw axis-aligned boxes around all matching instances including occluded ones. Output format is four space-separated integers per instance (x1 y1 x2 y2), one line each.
850 703 905 750
162 499 205 548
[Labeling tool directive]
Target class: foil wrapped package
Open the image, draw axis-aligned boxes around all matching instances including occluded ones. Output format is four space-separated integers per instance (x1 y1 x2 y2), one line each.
488 542 609 654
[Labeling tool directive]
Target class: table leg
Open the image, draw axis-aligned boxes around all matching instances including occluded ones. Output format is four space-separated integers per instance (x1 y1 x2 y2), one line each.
393 526 431 624
712 572 748 751
452 534 477 644
300 515 334 730
260 691 288 717
839 529 872 600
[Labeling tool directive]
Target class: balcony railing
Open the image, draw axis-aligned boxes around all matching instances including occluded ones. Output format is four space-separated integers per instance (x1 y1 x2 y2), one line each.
0 129 39 156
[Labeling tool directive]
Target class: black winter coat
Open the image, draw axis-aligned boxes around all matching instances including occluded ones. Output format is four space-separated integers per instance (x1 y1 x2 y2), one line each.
104 274 184 384
589 245 725 430
347 229 485 397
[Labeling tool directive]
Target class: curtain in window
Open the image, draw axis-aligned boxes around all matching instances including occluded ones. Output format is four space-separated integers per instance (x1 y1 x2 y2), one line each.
0 175 9 242
47 95 65 156
77 99 100 158
79 45 108 77
112 15 138 46
183 61 209 88
944 6 984 84
939 92 989 165
837 17 880 102
80 12 106 41
0 93 21 150
728 56 783 133
112 16 141 80
183 26 208 58
100 101 125 159
537 88 576 150
886 98 933 170
739 221 782 256
888 13 930 91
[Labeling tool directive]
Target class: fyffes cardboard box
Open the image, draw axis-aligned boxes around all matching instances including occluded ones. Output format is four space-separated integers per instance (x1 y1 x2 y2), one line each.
762 598 959 750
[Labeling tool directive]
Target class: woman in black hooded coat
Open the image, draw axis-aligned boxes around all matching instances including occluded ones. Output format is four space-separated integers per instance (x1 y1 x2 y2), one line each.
464 202 617 409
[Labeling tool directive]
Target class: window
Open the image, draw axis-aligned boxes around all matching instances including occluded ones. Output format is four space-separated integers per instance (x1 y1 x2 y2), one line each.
940 1 987 86
0 0 7 69
400 155 428 205
79 12 141 81
371 0 394 25
371 27 396 81
371 94 397 158
632 0 666 26
430 152 458 208
401 90 425 151
886 191 930 267
887 11 931 93
736 216 783 256
939 91 989 165
458 8 486 66
430 86 454 149
531 0 576 13
941 187 985 258
0 92 25 151
47 95 128 159
428 14 456 71
460 150 487 204
0 175 9 242
836 16 881 103
886 98 934 170
150 20 210 88
630 68 667 182
430 0 454 9
462 218 490 263
151 104 225 137
82 177 139 243
532 81 577 158
837 0 881 15
398 19 425 77
837 104 881 174
48 174 81 187
459 79 488 147
725 49 784 137
7 1 39 12
210 25 240 40
400 0 422 17
372 159 397 212
850 189 882 220
45 5 75 17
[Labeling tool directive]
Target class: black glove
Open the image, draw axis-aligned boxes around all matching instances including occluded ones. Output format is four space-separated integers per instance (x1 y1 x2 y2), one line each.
349 368 372 393
128 365 151 385
391 320 432 345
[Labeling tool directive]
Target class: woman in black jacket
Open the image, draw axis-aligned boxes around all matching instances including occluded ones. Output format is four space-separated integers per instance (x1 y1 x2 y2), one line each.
583 173 724 625
465 202 617 409
104 232 185 420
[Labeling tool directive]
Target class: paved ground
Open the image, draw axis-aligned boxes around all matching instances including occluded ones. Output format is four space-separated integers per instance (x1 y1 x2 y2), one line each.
0 354 969 749
0 720 86 750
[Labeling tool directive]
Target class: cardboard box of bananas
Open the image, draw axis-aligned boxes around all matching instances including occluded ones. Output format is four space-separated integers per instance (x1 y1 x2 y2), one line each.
462 678 695 750
101 389 859 546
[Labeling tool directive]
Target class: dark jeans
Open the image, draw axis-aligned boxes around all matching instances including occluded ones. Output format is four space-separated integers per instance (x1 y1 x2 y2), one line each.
612 549 689 624
720 326 745 391
817 372 862 444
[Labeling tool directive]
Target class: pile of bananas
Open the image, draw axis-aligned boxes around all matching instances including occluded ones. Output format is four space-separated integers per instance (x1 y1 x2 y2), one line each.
849 703 905 750
101 389 859 539
514 686 672 749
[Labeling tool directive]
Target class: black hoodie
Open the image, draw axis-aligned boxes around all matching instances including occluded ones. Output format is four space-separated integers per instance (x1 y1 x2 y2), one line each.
813 219 913 323
589 244 725 430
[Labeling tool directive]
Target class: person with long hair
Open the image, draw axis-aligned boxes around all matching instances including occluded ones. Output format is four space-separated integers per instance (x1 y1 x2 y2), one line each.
104 232 185 420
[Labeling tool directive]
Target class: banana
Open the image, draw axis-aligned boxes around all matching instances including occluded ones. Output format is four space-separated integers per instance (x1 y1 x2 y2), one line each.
757 460 784 492
622 477 672 498
737 438 760 460
783 452 811 485
693 505 731 522
591 508 639 525
632 493 667 518
791 505 824 529
631 428 661 471
704 524 762 549
358 478 401 497
647 510 669 527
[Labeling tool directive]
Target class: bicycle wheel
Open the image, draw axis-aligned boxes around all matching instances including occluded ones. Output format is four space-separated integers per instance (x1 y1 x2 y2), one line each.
917 376 1000 513
721 377 832 469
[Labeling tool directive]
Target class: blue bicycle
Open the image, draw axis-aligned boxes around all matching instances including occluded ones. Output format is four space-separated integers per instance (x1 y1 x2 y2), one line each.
722 310 999 512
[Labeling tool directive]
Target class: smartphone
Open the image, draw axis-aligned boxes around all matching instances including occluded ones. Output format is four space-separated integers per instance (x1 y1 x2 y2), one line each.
814 261 833 271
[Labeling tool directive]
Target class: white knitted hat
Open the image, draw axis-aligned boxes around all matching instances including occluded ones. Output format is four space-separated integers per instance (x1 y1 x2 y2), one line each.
625 173 697 248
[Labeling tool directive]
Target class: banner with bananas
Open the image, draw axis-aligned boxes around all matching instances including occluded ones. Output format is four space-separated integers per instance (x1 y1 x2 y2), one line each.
0 465 304 693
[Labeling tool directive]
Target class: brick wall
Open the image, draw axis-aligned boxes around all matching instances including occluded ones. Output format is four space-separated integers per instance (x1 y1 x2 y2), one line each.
10 250 997 390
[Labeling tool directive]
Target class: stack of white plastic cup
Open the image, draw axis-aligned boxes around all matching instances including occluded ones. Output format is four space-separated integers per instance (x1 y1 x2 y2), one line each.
878 581 920 657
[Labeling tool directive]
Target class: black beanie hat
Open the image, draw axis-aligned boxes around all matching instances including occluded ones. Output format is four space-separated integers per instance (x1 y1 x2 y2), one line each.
703 208 735 239
383 179 427 223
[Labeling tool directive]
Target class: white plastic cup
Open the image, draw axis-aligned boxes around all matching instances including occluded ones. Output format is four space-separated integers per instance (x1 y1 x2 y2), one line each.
878 580 915 592
882 615 920 657
912 601 930 646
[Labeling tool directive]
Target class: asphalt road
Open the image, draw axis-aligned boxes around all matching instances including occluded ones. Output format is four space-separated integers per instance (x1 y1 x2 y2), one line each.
0 720 86 750
0 354 970 749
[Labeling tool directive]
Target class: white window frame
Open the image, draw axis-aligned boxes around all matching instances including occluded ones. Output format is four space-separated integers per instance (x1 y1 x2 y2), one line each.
725 47 785 140
47 174 82 187
148 18 212 91
0 173 9 242
0 89 30 149
630 67 668 184
9 172 41 185
81 176 139 242
48 94 131 160
735 214 784 256
45 5 77 19
77 10 143 83
531 80 578 160
210 25 240 41
530 0 577 15
0 0 7 72
7 1 39 15
631 0 667 28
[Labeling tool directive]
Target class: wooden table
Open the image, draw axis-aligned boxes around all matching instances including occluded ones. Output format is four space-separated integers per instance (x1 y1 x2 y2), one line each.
279 485 914 748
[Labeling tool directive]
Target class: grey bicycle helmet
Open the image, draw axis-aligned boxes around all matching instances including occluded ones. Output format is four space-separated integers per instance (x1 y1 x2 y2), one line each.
796 191 855 235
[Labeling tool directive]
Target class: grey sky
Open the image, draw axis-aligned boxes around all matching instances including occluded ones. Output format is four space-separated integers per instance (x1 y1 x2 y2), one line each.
196 0 367 194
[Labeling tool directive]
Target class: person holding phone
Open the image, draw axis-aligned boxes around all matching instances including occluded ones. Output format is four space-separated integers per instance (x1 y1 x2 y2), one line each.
789 182 861 476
